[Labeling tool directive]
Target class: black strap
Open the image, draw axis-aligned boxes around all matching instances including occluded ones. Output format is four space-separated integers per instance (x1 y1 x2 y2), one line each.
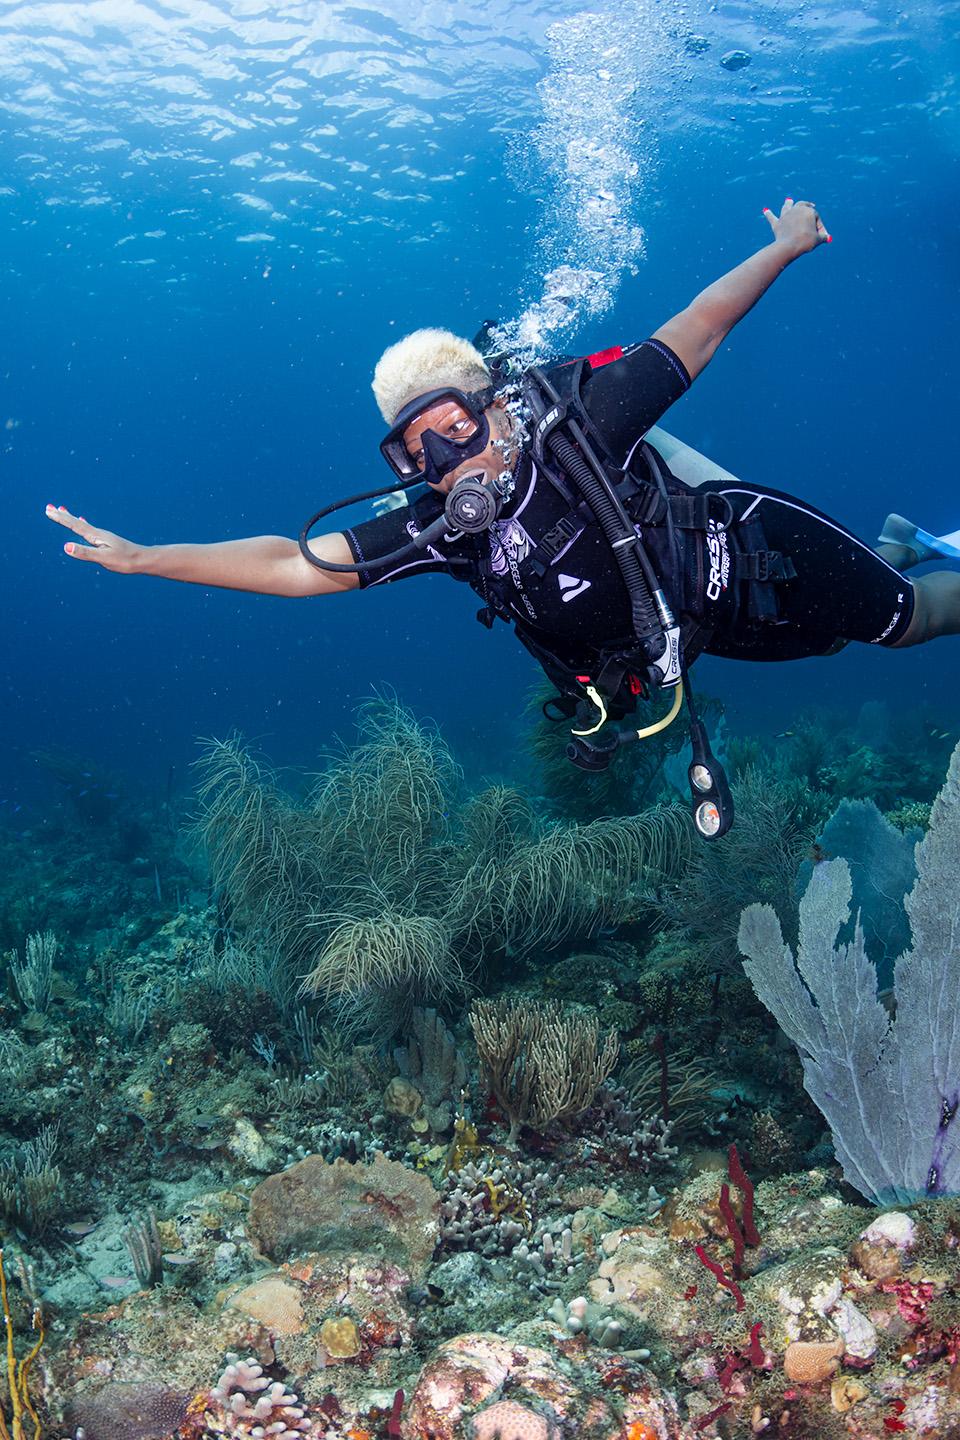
536 454 582 510
733 517 797 624
464 548 511 629
529 512 586 577
528 483 727 586
732 550 797 583
621 477 666 526
668 492 717 530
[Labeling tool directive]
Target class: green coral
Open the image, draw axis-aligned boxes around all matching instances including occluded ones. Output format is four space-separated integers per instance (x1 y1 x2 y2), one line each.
646 767 816 975
885 799 931 831
197 696 691 1027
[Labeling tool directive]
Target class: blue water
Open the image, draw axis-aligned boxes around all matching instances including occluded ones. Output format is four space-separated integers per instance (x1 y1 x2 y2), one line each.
2 0 959 808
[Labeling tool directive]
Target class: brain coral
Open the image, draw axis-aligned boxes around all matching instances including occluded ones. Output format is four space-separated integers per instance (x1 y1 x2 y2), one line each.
471 1399 559 1439
227 1273 305 1336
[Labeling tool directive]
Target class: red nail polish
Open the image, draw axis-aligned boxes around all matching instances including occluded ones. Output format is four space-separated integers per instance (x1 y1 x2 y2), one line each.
786 196 793 202
826 234 833 243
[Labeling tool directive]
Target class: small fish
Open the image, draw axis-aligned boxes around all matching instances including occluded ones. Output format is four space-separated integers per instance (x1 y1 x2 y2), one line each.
63 1219 98 1237
775 729 795 739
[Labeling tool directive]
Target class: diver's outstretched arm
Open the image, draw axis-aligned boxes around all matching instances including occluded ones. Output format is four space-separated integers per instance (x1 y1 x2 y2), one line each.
44 504 357 597
652 198 830 382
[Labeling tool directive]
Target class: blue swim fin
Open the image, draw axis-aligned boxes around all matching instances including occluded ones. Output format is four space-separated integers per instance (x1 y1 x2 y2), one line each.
878 514 960 563
918 526 960 560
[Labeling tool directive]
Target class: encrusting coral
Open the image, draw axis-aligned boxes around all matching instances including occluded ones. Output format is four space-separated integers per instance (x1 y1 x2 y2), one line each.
470 1397 559 1440
783 1336 844 1383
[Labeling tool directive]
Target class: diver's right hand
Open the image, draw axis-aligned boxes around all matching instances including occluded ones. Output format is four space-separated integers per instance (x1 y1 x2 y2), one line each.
45 504 144 573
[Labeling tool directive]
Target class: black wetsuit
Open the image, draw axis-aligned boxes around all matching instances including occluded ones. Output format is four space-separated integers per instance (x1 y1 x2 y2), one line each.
345 339 915 680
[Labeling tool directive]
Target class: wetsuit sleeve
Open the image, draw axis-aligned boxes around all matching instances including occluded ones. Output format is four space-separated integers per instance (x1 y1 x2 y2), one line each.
578 338 691 463
343 502 450 589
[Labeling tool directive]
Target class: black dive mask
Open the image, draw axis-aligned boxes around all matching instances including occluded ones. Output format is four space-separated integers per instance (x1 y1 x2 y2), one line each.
380 385 495 488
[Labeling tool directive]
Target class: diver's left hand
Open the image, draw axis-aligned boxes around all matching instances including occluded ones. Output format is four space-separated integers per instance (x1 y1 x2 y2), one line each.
763 197 831 254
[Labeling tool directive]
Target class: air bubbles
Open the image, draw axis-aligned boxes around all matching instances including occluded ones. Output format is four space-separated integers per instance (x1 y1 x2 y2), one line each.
495 7 664 364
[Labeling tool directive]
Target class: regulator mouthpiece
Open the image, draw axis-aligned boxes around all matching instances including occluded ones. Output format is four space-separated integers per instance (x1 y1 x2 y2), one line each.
444 476 502 534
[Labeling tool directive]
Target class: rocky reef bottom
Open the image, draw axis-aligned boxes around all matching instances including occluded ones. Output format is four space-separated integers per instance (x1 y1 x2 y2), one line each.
13 1149 960 1440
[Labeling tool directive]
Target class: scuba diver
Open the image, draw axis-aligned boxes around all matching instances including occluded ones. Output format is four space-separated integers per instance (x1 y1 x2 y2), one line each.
45 199 960 839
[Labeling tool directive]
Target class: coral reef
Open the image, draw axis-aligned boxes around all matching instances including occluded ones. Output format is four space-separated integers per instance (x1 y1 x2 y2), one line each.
3 699 960 1440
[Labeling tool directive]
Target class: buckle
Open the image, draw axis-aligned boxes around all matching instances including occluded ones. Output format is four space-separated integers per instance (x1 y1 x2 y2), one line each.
532 512 585 576
628 483 664 526
735 549 795 583
554 514 582 545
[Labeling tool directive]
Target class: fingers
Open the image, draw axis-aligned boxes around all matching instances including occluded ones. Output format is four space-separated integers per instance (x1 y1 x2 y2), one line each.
63 540 104 561
44 503 107 560
762 197 832 244
45 503 97 539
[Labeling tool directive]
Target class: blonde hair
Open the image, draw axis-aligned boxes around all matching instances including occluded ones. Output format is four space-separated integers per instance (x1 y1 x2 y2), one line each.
372 328 492 424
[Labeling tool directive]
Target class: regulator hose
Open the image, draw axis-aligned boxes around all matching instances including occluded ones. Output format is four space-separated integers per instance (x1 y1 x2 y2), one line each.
527 366 667 657
546 426 663 647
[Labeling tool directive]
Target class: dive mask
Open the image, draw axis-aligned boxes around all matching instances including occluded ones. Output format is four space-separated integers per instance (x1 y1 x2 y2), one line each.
380 385 496 488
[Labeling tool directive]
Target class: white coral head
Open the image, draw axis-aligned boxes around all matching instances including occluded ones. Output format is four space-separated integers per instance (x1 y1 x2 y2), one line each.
860 1212 917 1250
